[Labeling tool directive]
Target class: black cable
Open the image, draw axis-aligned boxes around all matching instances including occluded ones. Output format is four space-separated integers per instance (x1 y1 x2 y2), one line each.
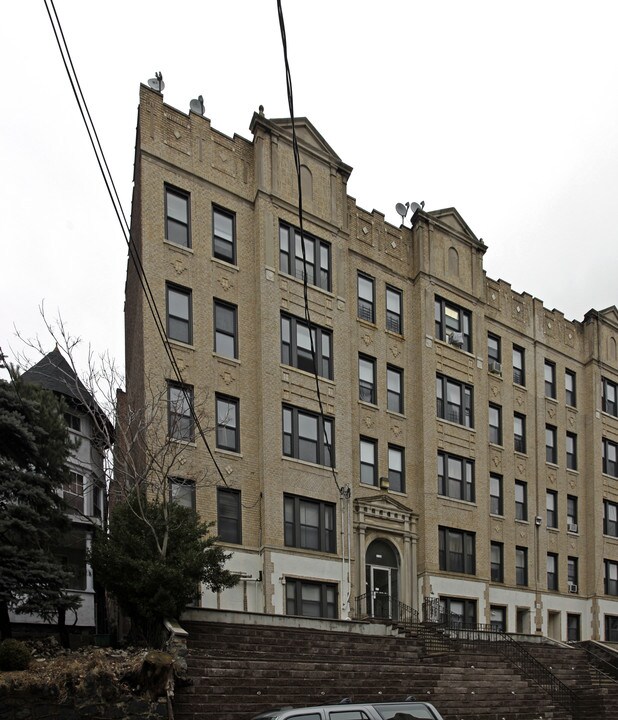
277 0 341 493
44 0 234 492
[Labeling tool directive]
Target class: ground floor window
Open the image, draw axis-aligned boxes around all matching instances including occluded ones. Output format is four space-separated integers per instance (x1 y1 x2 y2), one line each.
490 605 506 632
55 529 88 591
440 597 477 627
567 613 581 642
606 615 618 642
285 579 337 619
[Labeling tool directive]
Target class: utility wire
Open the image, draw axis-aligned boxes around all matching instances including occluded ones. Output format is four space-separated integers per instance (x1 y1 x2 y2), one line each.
277 0 343 494
43 0 235 493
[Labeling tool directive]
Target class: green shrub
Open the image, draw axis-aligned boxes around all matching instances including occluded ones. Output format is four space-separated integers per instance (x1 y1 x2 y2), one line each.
0 639 31 671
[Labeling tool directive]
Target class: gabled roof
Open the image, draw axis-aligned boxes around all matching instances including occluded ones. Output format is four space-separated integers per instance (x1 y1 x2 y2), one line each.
426 207 486 253
21 348 113 442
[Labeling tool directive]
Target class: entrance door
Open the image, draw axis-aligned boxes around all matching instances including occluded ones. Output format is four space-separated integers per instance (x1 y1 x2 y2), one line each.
369 566 392 619
365 539 399 621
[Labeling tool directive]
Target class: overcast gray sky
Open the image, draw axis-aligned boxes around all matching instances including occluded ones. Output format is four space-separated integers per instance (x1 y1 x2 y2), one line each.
2 1 618 379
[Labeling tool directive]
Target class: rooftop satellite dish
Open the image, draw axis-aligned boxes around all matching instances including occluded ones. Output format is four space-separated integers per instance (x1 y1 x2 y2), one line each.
190 95 205 115
409 202 421 215
147 71 164 92
395 202 409 225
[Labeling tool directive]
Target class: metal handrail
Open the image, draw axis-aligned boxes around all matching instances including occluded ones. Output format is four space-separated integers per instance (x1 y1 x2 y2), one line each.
578 642 618 685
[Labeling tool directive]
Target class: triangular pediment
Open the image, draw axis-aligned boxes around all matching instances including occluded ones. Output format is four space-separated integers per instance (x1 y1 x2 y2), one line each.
599 306 618 325
427 207 484 249
355 493 415 515
270 117 341 161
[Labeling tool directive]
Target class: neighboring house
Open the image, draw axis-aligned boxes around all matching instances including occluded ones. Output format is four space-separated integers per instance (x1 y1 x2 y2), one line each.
13 348 111 634
124 83 618 643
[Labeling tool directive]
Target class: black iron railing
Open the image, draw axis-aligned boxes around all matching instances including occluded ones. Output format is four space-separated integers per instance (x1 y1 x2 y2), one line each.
354 594 418 625
578 642 618 686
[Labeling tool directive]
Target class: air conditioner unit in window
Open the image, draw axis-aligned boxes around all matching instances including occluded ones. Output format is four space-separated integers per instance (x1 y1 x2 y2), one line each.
448 331 464 348
379 476 390 491
568 583 578 593
488 360 502 375
568 523 579 533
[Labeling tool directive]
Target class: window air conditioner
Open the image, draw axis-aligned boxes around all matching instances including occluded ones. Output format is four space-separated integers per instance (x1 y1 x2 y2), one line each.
568 583 578 593
379 476 390 491
488 360 502 375
448 332 464 348
567 523 578 533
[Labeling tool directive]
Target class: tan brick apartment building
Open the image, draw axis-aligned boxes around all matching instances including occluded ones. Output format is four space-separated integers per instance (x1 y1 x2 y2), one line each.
125 83 618 642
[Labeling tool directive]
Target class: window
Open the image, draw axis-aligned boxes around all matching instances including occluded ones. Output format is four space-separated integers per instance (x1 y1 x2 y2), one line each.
436 374 474 427
360 437 377 485
387 366 403 414
515 546 528 586
547 553 558 591
606 615 618 642
216 395 239 452
441 597 477 627
217 488 241 543
567 614 581 642
438 452 475 502
488 333 501 363
605 560 618 596
546 425 557 464
438 527 476 575
566 432 577 470
170 477 196 510
515 481 528 521
165 186 190 247
285 578 337 619
279 222 330 291
281 313 332 379
282 406 334 467
490 474 503 515
166 283 192 344
490 605 506 632
567 495 578 531
386 286 402 333
544 360 556 399
514 413 526 453
284 494 336 553
212 206 236 263
388 445 405 493
64 412 81 432
168 382 194 441
604 500 618 537
513 345 525 386
357 273 375 323
435 296 472 352
565 369 576 407
603 438 618 477
568 556 578 588
489 404 502 445
491 542 504 583
359 355 376 404
546 490 558 529
63 471 84 513
602 377 618 416
214 300 237 358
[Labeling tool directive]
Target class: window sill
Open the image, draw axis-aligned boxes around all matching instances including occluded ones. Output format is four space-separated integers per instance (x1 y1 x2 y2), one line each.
490 513 504 520
280 363 335 385
437 417 476 432
514 449 528 458
515 519 530 525
357 318 377 329
566 468 579 475
438 495 477 509
434 338 474 357
489 442 504 450
168 437 197 448
282 455 337 472
359 400 378 410
164 239 194 254
212 256 239 272
385 329 404 340
386 409 406 420
278 270 334 298
212 352 240 365
215 448 243 459
169 339 195 351
283 545 338 558
513 382 527 390
546 461 559 469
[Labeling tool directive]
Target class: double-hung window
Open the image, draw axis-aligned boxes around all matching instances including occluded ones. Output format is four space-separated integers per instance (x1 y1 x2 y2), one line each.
388 445 405 493
490 474 503 515
516 546 528 586
489 404 502 445
603 438 618 477
386 286 402 333
279 222 330 291
360 437 377 485
545 360 556 399
565 369 576 407
357 273 375 323
547 553 558 591
286 579 337 619
282 405 334 467
439 527 476 575
491 542 504 583
606 560 618 596
217 488 241 543
165 185 190 247
547 490 558 529
512 345 525 386
488 333 501 369
359 355 377 404
566 432 577 470
515 480 527 521
166 283 192 344
168 382 194 441
284 494 336 553
546 424 557 464
214 300 238 358
387 365 403 414
514 413 526 453
603 378 618 416
604 500 618 537
216 395 239 452
438 452 475 502
436 374 473 427
567 495 578 531
435 296 472 352
281 313 332 379
568 557 578 589
213 206 236 264
170 477 196 510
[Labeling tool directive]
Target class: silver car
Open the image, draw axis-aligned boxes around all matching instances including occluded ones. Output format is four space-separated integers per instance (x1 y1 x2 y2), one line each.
251 701 445 720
